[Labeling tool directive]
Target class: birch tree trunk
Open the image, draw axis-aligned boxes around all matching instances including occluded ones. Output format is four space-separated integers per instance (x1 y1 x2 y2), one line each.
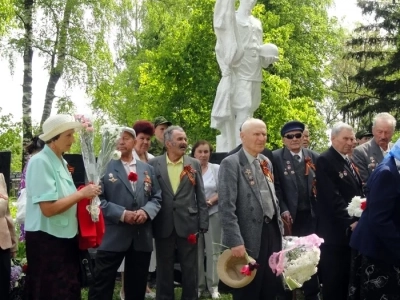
21 0 34 169
40 0 74 126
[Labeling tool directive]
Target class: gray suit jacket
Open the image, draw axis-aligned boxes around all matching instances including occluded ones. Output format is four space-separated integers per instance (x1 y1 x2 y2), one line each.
272 147 319 221
218 149 283 259
98 159 162 252
148 154 208 239
352 139 393 184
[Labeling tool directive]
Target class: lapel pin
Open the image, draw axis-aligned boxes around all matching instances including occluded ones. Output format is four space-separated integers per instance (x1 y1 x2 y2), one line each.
339 172 344 178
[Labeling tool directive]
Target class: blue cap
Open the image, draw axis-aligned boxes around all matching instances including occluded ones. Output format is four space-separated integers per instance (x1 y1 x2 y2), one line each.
281 121 305 137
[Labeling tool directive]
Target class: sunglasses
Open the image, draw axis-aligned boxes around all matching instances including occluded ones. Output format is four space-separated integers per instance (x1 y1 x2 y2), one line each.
284 133 302 139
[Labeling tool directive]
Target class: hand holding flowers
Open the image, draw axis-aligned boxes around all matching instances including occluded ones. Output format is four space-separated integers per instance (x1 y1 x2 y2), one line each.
74 115 123 222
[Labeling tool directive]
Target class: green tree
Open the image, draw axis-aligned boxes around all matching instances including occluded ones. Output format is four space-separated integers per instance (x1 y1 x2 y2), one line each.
0 110 22 172
0 0 15 36
343 1 400 122
2 0 135 169
92 0 342 150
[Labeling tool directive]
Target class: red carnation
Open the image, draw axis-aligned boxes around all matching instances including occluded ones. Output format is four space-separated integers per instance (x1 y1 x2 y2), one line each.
22 264 28 273
240 265 252 276
360 201 367 211
187 233 198 244
128 172 138 182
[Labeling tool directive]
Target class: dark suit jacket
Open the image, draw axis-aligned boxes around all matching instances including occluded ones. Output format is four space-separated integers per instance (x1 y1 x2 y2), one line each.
219 149 283 259
148 154 208 239
315 146 363 246
228 144 283 207
272 147 319 221
99 159 162 252
350 156 400 265
352 138 393 184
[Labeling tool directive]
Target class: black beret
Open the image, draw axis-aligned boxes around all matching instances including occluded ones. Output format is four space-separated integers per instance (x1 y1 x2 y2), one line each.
281 121 305 137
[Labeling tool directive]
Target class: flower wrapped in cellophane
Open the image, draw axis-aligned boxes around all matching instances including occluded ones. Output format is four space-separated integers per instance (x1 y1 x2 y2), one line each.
74 115 122 222
269 234 324 290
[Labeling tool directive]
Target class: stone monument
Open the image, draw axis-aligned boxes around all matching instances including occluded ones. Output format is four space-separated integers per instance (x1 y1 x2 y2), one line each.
211 0 279 152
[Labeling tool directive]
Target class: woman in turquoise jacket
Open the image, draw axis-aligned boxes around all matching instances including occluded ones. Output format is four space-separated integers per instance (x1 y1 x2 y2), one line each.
24 114 101 300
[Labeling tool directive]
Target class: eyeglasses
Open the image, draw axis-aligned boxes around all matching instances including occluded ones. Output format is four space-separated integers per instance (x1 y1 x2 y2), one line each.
284 133 302 139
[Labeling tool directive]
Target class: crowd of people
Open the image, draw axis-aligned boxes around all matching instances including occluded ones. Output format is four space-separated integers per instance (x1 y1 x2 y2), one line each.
0 112 399 300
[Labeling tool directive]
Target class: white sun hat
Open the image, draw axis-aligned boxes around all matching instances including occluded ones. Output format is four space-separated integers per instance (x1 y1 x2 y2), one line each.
39 114 83 142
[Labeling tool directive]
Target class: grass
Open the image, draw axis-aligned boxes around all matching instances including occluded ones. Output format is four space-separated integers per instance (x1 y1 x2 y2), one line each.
81 283 234 300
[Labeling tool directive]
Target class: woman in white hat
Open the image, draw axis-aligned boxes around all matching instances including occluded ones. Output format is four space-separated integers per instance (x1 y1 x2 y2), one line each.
24 114 101 299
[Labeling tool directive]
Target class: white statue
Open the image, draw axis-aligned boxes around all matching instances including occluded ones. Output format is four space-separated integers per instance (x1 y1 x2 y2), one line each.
211 0 279 152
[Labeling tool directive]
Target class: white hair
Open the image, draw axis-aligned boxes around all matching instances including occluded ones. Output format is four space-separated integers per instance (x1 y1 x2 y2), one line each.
241 118 266 132
372 112 396 129
331 122 353 138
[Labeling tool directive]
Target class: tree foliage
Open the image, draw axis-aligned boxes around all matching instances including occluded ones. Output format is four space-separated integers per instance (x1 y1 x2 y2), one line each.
92 0 342 151
343 1 400 124
0 110 22 172
0 0 15 36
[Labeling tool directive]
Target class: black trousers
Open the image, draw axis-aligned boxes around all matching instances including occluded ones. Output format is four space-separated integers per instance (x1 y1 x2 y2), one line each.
155 230 198 300
0 247 10 300
286 211 320 300
319 244 351 300
232 220 284 300
88 242 151 300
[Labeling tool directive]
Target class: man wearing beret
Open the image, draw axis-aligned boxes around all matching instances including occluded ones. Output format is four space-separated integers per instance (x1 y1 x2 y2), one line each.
272 121 320 300
355 130 373 146
149 116 172 156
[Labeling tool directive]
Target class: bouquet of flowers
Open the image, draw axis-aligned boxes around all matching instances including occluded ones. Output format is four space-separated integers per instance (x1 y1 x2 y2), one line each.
74 115 122 221
10 258 27 300
269 234 324 290
347 196 367 217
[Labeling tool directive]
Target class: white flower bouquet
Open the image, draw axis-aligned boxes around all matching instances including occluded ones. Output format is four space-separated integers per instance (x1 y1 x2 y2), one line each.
269 234 324 290
347 196 367 217
74 115 122 221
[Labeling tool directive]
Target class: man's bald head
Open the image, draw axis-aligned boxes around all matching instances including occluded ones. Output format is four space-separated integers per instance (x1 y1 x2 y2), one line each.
240 118 267 157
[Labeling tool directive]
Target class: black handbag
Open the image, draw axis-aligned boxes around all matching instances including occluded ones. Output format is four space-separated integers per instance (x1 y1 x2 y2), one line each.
79 250 95 288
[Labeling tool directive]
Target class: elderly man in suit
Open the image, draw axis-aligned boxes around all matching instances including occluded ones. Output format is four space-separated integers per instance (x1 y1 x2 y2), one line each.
352 112 396 184
219 118 283 300
148 126 208 300
315 122 363 300
273 121 320 300
228 125 284 208
89 127 162 300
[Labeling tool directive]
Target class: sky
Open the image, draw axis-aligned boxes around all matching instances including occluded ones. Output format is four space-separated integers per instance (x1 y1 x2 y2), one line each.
0 0 363 124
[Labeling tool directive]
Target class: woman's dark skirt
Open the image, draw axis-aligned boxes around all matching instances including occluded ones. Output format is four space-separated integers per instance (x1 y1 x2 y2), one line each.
25 231 81 300
348 252 400 300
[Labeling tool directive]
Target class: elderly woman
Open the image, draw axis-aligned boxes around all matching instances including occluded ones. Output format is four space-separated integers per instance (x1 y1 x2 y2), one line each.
348 138 400 299
133 120 155 162
24 114 101 299
191 140 221 299
0 173 17 300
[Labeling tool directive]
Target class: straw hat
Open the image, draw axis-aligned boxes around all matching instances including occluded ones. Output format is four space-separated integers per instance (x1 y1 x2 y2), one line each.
39 114 83 142
217 249 257 288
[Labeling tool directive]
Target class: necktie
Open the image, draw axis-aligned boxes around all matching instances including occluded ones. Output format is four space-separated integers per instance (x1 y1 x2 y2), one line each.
253 159 275 219
293 154 301 162
345 157 359 182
